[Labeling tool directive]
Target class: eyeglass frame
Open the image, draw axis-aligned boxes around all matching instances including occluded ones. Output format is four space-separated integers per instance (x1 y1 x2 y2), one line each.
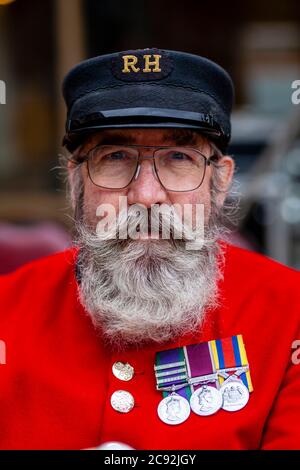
71 144 221 193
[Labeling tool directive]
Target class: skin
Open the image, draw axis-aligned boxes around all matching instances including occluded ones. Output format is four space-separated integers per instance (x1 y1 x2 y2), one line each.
68 129 235 231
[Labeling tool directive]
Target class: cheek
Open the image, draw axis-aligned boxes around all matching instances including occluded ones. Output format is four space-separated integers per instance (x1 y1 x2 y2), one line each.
168 182 212 225
82 178 126 226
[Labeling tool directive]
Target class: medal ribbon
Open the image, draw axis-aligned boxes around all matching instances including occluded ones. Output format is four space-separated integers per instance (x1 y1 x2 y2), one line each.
155 348 192 400
184 342 218 393
155 335 253 400
210 335 253 391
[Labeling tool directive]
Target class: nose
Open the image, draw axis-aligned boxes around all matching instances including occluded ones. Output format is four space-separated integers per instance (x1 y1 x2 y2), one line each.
127 158 169 207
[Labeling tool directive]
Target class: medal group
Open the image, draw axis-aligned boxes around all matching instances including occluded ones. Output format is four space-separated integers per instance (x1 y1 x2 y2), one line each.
155 335 253 425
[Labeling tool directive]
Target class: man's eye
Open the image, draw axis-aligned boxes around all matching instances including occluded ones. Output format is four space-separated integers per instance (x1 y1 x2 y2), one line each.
103 151 126 161
169 152 192 161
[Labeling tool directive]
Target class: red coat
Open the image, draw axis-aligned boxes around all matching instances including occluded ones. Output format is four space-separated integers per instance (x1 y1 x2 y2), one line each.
0 243 299 450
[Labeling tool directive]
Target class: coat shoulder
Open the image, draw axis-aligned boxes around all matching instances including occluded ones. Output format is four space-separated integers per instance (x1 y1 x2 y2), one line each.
224 242 300 283
0 248 78 314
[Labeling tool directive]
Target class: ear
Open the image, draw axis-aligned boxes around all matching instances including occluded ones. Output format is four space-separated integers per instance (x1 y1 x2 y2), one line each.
67 159 83 211
213 156 235 207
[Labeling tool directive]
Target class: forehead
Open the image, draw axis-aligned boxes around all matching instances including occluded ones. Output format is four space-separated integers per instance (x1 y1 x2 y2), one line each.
79 128 210 151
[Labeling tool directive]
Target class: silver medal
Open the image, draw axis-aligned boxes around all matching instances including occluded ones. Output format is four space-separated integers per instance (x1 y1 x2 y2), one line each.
190 385 223 416
110 390 135 413
112 362 134 381
220 379 249 412
157 393 191 425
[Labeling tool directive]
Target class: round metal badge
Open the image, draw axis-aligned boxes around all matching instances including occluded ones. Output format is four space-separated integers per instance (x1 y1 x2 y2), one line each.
190 385 223 416
110 390 135 413
157 394 191 425
220 379 249 412
112 362 135 381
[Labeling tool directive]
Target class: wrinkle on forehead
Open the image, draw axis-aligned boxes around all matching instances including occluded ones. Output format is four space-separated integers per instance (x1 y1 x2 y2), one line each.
78 128 210 154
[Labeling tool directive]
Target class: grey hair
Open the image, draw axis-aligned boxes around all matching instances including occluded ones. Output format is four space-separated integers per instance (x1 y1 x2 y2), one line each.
209 143 240 239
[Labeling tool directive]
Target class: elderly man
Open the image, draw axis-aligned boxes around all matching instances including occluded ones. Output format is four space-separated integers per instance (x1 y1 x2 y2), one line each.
0 49 299 450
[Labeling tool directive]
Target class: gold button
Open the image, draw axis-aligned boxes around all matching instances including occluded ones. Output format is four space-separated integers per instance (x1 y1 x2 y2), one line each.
112 361 134 381
110 390 135 413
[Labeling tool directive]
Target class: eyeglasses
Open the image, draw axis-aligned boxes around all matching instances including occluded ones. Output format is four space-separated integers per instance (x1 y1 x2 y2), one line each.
74 144 219 192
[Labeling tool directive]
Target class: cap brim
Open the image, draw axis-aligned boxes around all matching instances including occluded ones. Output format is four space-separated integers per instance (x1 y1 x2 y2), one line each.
63 121 223 152
64 84 229 151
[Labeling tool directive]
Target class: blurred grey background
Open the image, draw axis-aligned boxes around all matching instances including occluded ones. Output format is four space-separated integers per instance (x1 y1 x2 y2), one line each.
0 0 300 273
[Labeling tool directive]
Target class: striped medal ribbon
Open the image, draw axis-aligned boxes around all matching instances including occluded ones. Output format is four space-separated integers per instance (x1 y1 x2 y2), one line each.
155 335 253 424
184 342 222 416
155 347 191 425
210 335 253 411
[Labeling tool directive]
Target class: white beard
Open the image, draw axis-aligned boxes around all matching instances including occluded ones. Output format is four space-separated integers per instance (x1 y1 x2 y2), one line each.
75 204 224 350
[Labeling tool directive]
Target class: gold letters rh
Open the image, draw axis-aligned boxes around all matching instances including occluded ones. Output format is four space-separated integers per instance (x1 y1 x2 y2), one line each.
122 54 162 73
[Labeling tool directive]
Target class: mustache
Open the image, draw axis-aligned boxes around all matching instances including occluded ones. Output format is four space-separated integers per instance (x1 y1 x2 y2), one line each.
84 203 207 250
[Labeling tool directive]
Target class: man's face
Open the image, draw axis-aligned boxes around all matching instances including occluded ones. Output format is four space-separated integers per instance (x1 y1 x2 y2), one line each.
69 128 234 349
73 128 232 231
